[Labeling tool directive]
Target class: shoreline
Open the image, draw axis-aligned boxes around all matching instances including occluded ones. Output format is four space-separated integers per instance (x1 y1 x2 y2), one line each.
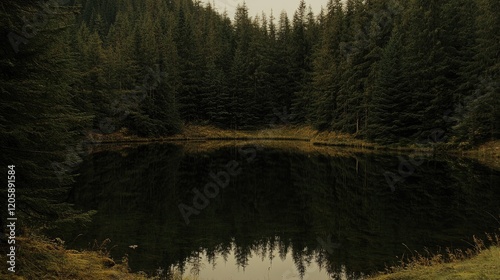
86 125 500 169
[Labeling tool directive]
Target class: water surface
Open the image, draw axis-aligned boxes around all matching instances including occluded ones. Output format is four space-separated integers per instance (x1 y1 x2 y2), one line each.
62 143 500 279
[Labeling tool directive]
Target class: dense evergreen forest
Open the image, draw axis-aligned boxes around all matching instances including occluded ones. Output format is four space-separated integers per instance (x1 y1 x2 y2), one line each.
1 0 499 150
0 1 499 277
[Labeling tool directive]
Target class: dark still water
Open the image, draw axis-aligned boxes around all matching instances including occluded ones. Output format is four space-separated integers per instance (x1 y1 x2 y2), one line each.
61 143 499 279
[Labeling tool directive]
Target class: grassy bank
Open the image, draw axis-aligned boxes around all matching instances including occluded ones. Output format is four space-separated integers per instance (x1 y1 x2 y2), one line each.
88 125 366 145
463 140 500 171
87 125 499 168
369 233 500 280
0 235 146 280
370 246 500 280
87 125 386 150
89 125 500 154
86 125 386 156
0 235 196 280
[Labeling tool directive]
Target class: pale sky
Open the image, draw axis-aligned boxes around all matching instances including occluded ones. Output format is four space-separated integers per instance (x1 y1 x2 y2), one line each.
203 0 326 20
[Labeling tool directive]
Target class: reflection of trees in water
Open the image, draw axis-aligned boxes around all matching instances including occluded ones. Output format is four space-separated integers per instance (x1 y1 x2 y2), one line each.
1 137 96 240
66 145 500 278
181 238 327 279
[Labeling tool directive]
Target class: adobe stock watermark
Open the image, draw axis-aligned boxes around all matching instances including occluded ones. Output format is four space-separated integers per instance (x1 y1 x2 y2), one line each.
6 165 17 273
210 0 239 15
384 75 498 192
340 0 402 61
178 143 268 225
178 106 296 225
51 65 166 185
383 111 454 192
253 106 297 143
316 234 341 255
8 0 70 54
178 159 241 225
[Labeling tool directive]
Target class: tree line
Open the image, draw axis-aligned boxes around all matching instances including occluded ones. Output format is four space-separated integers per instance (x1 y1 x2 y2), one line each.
1 0 499 149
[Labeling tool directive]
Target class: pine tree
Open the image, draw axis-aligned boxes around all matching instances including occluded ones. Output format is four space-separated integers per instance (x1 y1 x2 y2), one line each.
333 0 371 134
175 3 206 122
309 0 344 130
366 28 407 143
228 3 257 129
273 11 295 115
290 1 317 124
201 5 233 128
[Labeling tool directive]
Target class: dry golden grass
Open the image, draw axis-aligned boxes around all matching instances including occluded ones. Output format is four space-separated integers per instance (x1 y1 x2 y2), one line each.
0 235 201 280
178 139 370 157
0 235 148 280
88 124 376 143
369 232 500 280
86 125 382 155
463 140 500 171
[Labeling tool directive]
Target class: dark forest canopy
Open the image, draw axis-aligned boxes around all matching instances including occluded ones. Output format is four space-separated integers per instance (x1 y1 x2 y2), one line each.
1 0 499 147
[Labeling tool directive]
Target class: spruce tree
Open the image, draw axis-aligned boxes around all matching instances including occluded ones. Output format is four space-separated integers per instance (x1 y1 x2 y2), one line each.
367 28 407 143
309 0 344 130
